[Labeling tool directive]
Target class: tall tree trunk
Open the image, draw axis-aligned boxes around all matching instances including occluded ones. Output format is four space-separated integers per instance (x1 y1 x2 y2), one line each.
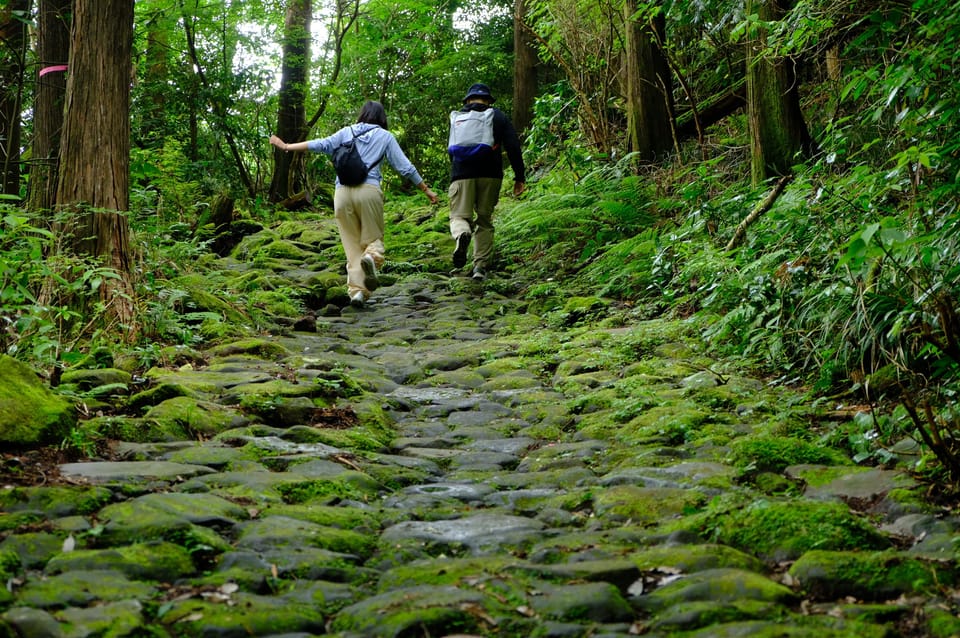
745 0 812 185
55 0 136 331
138 12 171 147
28 0 71 211
623 0 673 163
512 0 537 136
0 0 28 197
270 0 311 203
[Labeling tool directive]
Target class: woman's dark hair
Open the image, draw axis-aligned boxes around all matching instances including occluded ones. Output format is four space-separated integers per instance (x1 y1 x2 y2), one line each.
357 101 388 129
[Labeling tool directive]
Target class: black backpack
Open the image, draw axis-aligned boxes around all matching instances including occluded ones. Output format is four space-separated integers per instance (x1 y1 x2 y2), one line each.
332 126 383 186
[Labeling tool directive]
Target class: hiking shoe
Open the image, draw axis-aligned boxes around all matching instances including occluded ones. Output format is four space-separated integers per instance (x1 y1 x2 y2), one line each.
361 255 379 291
472 267 486 282
349 291 365 309
453 233 471 268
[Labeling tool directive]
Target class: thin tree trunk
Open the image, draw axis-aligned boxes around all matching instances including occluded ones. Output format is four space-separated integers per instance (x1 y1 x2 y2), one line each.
512 0 537 135
28 0 71 211
306 0 360 130
182 14 254 197
55 0 136 331
623 0 673 163
745 0 813 185
269 0 311 203
0 0 29 197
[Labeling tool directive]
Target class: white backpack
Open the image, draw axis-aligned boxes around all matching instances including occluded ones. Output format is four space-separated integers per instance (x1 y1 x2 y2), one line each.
448 108 497 161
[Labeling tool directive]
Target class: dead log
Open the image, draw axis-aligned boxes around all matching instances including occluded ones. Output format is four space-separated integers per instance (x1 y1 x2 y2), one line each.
725 175 793 251
675 81 747 141
278 190 313 211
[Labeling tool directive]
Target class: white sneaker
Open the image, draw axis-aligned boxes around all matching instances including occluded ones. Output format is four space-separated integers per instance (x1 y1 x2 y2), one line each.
472 267 486 281
361 255 379 291
349 291 365 309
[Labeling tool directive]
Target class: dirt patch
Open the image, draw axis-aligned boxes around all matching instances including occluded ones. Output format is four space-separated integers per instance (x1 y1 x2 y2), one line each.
0 442 116 488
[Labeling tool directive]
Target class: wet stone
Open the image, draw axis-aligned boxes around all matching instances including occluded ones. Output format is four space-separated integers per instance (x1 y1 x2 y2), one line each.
58 461 216 484
380 513 546 554
401 481 495 502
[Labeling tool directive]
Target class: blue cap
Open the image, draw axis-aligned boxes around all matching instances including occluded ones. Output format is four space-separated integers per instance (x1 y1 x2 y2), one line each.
463 83 495 103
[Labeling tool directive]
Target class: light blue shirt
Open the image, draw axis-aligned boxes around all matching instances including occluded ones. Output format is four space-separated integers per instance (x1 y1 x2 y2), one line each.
307 123 425 188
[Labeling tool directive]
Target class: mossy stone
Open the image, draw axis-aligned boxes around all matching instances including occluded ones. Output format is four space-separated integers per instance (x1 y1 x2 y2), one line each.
206 337 292 360
44 541 195 582
788 549 956 600
594 485 706 525
0 355 75 445
143 396 250 437
633 568 798 612
17 570 157 609
690 498 891 562
0 485 112 517
730 436 851 474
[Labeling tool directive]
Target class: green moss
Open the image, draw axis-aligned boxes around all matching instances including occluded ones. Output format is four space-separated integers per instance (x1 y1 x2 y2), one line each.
926 607 960 638
730 436 851 474
0 511 44 532
684 497 892 562
790 465 874 488
247 289 303 317
277 475 382 504
788 550 955 600
44 541 196 582
0 485 112 517
594 486 707 525
206 337 292 360
0 355 75 445
80 415 190 443
261 504 382 532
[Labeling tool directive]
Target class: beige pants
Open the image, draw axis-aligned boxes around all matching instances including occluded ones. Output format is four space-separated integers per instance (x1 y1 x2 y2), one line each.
449 177 502 271
334 184 385 298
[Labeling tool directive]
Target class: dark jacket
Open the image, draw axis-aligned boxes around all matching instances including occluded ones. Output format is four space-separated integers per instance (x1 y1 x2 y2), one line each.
450 103 525 184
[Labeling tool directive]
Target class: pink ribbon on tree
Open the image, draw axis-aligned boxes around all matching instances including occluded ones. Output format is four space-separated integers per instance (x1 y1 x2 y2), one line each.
39 65 68 77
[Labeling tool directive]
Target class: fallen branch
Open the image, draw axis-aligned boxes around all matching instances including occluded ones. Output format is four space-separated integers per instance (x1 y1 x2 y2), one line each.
725 174 793 251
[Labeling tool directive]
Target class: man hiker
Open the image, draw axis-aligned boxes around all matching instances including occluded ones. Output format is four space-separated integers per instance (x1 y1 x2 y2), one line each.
447 83 526 281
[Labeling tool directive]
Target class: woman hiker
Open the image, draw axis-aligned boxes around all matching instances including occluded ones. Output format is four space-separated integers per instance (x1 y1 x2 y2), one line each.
270 100 439 308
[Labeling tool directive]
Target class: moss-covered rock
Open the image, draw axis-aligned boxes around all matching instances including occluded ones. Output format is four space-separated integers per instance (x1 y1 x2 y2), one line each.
58 367 131 392
44 541 196 582
0 485 112 518
730 436 852 474
143 396 251 437
158 586 340 636
594 485 707 525
682 498 892 562
0 355 75 446
16 570 157 609
632 568 798 612
329 585 494 636
206 337 292 360
788 549 956 600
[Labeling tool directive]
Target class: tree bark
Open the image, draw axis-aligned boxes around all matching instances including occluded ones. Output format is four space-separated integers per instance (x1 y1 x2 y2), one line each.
55 0 136 330
745 0 813 185
512 0 537 136
28 0 71 211
623 0 673 163
0 0 28 197
269 0 311 203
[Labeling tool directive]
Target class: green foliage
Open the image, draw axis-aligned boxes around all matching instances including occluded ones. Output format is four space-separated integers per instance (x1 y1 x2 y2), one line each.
0 208 122 366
